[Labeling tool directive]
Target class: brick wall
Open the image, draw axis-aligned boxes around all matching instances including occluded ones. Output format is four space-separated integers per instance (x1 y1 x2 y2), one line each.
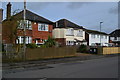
32 22 53 43
55 38 66 46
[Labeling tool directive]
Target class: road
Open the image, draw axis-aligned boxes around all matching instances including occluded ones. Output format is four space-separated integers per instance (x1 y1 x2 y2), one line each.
3 56 118 78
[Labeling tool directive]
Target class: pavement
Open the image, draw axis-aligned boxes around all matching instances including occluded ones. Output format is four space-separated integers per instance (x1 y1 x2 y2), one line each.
2 53 118 72
2 53 104 70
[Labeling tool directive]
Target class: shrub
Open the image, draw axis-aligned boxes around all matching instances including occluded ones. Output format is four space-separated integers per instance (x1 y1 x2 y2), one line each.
43 36 56 48
77 44 88 53
26 43 37 49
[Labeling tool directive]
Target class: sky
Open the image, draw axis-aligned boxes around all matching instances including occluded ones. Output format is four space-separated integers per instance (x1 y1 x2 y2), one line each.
1 1 118 34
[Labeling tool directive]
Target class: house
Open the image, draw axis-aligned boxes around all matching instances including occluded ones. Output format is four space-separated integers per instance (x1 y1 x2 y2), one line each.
2 2 54 45
52 19 87 46
109 29 120 46
85 29 109 46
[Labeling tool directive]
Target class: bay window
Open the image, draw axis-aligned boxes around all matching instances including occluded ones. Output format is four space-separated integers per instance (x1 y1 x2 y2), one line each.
66 28 74 36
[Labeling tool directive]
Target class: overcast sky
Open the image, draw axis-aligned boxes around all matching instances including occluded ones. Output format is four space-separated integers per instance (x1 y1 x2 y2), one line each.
1 2 118 34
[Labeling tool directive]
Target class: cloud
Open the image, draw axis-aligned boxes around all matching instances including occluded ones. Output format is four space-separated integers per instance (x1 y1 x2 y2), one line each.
109 7 118 14
67 2 93 9
27 2 51 11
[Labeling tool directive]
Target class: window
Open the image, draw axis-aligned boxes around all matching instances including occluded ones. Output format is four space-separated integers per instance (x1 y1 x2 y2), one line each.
91 34 95 38
77 30 83 37
101 35 103 39
16 36 32 44
38 23 48 31
18 20 24 29
105 36 107 39
26 20 32 30
118 37 120 41
114 37 117 40
18 20 32 30
66 41 74 45
66 28 74 36
97 35 99 38
110 37 114 40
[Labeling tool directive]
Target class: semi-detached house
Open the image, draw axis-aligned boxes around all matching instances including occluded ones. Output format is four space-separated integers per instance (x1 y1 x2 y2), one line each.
2 2 54 45
53 19 87 46
85 29 109 46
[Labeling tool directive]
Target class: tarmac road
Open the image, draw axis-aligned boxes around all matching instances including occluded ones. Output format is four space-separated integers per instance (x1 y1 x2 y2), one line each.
2 56 118 78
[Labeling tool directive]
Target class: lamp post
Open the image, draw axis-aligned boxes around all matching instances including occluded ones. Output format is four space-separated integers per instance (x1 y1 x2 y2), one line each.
100 22 103 46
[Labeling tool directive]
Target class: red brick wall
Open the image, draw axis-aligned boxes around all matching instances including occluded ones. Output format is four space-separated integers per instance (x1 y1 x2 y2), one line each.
55 38 66 46
32 22 53 43
17 29 32 36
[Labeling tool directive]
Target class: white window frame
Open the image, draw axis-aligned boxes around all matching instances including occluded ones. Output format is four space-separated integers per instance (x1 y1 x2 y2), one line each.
18 20 32 30
38 23 49 31
77 30 83 37
66 28 74 36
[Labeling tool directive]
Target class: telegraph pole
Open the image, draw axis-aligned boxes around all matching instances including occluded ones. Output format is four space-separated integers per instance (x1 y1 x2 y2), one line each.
23 0 26 61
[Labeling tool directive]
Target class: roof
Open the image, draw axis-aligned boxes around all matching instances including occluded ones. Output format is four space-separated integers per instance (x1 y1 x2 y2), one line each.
85 29 109 35
54 19 83 29
3 9 53 24
110 29 120 37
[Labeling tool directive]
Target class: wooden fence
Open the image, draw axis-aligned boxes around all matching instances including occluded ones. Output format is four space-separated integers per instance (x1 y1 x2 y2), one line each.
25 46 76 60
98 47 120 55
102 47 120 54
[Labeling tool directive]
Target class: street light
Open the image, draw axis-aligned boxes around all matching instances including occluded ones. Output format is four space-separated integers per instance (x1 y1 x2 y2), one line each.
100 22 103 46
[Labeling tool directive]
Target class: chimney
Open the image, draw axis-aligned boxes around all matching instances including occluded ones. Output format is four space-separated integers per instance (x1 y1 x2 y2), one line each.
6 2 11 19
0 8 3 23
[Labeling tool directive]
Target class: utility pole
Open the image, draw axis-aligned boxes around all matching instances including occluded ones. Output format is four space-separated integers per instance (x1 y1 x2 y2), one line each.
100 22 103 46
23 0 26 61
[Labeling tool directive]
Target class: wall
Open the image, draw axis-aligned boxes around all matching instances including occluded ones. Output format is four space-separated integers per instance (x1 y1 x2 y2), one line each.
26 47 76 60
32 22 53 43
52 28 65 38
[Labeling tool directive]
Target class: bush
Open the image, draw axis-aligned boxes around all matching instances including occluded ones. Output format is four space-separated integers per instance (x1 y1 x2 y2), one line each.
26 43 37 49
43 36 56 48
77 44 88 53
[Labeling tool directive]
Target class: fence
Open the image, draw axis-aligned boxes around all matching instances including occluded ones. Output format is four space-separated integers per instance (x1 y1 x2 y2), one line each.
25 46 76 60
102 47 120 54
90 47 120 54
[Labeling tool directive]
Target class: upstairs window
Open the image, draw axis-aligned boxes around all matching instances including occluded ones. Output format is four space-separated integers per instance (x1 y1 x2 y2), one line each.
77 30 83 37
105 36 107 39
66 28 74 36
38 23 48 31
18 20 24 29
18 20 32 30
91 34 95 38
97 35 99 38
26 20 32 30
101 35 104 39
